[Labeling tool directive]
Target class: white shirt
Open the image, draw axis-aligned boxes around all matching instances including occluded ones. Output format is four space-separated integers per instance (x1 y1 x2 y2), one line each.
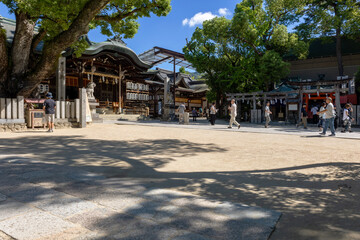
230 103 237 116
343 109 349 121
265 106 270 117
178 104 186 114
210 105 216 114
324 103 334 119
311 106 318 115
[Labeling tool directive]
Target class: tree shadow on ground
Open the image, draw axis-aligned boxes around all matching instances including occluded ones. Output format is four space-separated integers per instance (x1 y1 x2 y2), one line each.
0 135 359 240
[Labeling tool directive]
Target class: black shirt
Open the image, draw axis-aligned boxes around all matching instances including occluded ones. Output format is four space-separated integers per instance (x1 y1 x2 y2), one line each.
301 107 308 117
44 99 56 114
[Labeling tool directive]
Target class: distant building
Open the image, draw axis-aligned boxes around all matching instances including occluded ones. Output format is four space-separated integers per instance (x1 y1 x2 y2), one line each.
287 37 360 81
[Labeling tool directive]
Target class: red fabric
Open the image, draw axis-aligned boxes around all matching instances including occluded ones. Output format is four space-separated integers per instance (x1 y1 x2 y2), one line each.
340 94 358 105
347 94 357 105
340 96 347 104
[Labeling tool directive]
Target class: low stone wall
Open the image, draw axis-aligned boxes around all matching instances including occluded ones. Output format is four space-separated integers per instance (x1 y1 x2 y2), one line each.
0 123 27 132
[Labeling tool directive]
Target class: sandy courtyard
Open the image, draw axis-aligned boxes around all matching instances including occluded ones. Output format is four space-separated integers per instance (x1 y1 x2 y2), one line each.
1 123 360 240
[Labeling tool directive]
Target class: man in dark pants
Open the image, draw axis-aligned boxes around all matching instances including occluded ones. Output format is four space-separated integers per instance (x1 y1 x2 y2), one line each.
297 103 308 129
210 103 217 125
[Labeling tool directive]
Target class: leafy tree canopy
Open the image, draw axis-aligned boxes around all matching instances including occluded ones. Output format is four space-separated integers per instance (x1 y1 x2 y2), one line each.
0 0 171 97
184 0 307 107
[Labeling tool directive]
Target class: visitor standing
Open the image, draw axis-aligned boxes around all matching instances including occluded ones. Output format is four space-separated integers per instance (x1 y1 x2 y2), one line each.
177 102 186 124
297 104 308 129
192 108 197 122
318 97 336 136
341 103 352 133
311 105 319 123
318 102 326 132
43 92 56 132
228 99 240 129
210 103 217 125
264 101 272 128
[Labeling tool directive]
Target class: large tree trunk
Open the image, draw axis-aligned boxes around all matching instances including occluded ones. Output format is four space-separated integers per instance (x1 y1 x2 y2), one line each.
18 0 110 97
0 29 8 96
11 12 36 79
336 27 344 76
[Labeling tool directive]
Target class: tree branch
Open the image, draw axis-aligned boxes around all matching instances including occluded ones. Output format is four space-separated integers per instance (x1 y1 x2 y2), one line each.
31 28 46 52
95 1 157 22
19 0 111 96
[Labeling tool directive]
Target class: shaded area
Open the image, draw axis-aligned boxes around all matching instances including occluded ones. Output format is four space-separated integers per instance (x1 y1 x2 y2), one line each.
0 135 359 239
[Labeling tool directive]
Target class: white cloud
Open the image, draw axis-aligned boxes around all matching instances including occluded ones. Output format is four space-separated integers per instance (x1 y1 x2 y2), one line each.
182 18 189 26
182 8 232 27
182 12 217 27
218 8 230 16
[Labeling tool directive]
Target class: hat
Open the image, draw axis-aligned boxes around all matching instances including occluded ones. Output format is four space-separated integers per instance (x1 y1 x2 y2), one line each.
46 92 53 98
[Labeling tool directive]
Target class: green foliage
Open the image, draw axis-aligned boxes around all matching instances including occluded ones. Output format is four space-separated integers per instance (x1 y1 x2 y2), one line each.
258 50 290 91
0 0 171 49
297 0 360 39
179 67 186 73
184 0 307 103
71 38 90 58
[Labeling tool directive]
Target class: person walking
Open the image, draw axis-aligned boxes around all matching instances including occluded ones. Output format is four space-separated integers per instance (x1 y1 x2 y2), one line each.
318 102 326 132
43 92 56 132
209 103 217 125
264 101 272 128
297 103 308 129
318 97 336 136
177 102 186 124
228 99 240 129
192 108 197 122
341 103 352 133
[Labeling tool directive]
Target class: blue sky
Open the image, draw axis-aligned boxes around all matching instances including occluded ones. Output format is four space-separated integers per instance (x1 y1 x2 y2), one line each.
0 0 239 70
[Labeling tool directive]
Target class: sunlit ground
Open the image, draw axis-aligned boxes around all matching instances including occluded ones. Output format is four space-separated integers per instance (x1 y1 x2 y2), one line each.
1 123 360 240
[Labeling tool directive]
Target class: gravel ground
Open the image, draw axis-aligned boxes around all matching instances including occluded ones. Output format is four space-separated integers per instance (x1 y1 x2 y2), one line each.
1 122 360 240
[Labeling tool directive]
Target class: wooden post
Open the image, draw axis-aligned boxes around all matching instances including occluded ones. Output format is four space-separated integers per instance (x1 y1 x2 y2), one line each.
119 65 122 113
118 65 127 114
285 94 289 123
262 94 267 123
173 56 176 111
299 89 303 123
252 95 256 110
335 84 341 125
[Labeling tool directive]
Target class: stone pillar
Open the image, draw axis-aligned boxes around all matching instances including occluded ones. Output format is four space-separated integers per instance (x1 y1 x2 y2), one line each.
55 101 60 119
5 98 11 119
79 88 87 128
65 101 70 119
0 98 5 119
17 96 24 120
11 98 17 119
61 101 66 119
56 57 66 100
75 99 80 122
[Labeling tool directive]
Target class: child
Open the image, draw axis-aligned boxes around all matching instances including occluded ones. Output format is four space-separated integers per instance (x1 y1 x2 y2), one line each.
43 92 56 132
